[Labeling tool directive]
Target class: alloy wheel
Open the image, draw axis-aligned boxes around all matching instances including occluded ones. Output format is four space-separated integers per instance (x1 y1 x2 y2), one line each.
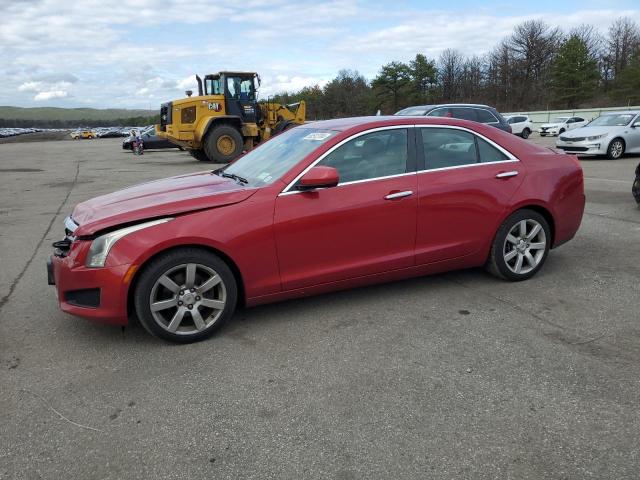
502 219 547 275
149 263 227 335
610 140 624 159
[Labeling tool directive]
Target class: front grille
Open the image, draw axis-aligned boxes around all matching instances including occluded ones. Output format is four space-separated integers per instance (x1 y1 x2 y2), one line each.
560 136 585 142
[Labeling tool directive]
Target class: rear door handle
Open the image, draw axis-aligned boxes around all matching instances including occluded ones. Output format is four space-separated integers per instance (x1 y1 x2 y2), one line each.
384 190 413 200
495 171 519 179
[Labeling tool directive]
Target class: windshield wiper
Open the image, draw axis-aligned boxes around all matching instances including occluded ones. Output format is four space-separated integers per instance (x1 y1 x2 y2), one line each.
219 172 248 185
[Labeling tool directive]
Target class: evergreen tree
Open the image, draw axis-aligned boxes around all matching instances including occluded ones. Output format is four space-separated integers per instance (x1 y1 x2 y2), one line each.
551 35 600 108
372 61 411 113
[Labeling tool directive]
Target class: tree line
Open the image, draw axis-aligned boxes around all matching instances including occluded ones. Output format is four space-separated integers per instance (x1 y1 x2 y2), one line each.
0 115 159 129
269 17 640 118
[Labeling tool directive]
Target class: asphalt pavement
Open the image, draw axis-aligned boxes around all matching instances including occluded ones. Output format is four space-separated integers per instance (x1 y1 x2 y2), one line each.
1 135 639 479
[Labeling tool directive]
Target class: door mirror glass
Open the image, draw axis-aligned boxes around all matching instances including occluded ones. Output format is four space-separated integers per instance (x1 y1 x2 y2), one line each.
297 166 339 190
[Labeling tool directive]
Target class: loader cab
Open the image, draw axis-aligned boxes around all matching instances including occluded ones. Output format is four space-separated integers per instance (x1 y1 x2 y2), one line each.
203 72 259 124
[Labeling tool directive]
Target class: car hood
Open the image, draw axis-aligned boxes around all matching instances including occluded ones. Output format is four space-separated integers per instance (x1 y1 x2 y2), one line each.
561 126 617 138
540 123 563 129
72 171 257 235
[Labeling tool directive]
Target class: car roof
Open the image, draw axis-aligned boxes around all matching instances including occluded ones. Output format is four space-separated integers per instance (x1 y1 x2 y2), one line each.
300 115 488 132
401 103 495 110
599 110 640 115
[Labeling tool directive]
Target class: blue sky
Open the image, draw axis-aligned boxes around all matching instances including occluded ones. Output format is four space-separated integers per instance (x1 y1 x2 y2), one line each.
1 0 639 110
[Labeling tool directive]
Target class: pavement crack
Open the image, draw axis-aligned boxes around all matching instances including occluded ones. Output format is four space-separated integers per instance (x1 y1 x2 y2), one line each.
21 388 103 433
0 161 80 313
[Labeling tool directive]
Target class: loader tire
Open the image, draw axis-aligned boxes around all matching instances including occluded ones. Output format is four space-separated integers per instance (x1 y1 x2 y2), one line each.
204 125 243 164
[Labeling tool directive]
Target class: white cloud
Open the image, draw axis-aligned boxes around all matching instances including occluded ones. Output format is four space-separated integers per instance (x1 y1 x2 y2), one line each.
34 90 68 101
1 1 639 108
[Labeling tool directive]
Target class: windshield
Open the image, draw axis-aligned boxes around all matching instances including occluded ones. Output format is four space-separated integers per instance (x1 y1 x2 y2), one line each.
588 114 635 127
553 117 569 123
395 106 429 116
221 128 337 187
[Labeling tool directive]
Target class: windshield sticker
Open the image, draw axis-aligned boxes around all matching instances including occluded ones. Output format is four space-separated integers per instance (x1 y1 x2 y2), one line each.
303 132 332 141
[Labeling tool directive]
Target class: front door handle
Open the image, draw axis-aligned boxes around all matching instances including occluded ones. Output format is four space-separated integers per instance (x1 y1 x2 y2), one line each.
495 171 519 179
384 190 413 200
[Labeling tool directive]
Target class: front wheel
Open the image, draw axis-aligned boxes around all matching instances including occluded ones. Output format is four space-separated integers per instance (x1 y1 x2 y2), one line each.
606 138 625 160
486 209 551 281
203 125 244 163
521 128 531 139
134 248 237 343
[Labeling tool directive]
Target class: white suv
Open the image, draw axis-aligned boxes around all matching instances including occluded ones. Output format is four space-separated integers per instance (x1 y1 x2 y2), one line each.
505 115 533 139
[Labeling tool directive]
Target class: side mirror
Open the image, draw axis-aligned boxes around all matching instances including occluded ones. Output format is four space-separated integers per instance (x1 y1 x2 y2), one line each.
297 166 339 191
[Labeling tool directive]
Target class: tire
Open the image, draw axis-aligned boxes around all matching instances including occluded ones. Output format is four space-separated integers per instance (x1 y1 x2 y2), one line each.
521 128 531 139
134 248 238 343
486 209 551 282
189 149 209 162
203 125 244 163
633 162 640 205
606 138 625 160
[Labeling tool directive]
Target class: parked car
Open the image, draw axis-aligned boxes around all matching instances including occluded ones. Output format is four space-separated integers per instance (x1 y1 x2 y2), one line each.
98 129 125 138
48 116 584 343
395 104 512 133
70 130 96 139
122 127 178 150
555 111 640 160
505 115 533 139
539 116 588 136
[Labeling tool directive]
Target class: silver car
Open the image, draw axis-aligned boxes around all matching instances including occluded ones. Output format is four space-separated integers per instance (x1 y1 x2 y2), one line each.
556 111 640 159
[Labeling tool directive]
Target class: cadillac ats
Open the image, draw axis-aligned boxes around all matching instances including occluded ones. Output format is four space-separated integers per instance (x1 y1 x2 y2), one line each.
48 116 585 343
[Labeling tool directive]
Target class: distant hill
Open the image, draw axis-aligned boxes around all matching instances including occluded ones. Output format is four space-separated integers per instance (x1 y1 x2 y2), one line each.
0 106 159 128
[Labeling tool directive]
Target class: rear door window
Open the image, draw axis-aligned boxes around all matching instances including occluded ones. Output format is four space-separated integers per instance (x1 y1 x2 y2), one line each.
427 107 452 118
450 108 478 121
477 137 509 163
421 128 478 169
475 109 499 124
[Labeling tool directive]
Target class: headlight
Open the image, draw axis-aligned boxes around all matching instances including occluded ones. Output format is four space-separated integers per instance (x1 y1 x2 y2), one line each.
586 134 606 141
85 218 172 268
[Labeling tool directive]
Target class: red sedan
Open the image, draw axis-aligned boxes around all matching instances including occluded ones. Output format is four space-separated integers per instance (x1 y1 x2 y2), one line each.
48 116 585 343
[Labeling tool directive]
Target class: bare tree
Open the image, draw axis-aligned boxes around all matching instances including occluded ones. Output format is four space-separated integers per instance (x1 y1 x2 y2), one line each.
439 49 464 102
603 17 640 85
507 20 562 109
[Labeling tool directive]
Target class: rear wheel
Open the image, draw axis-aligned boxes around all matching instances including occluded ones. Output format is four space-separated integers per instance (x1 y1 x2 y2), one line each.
204 125 244 163
606 138 625 160
521 128 531 139
486 209 550 281
134 248 237 343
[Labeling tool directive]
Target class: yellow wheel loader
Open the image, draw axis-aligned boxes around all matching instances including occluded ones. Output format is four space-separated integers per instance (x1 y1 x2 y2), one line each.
157 72 305 163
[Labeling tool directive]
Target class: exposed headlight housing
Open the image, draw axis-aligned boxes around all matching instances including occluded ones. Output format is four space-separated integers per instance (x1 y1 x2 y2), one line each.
586 134 606 141
85 218 172 268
